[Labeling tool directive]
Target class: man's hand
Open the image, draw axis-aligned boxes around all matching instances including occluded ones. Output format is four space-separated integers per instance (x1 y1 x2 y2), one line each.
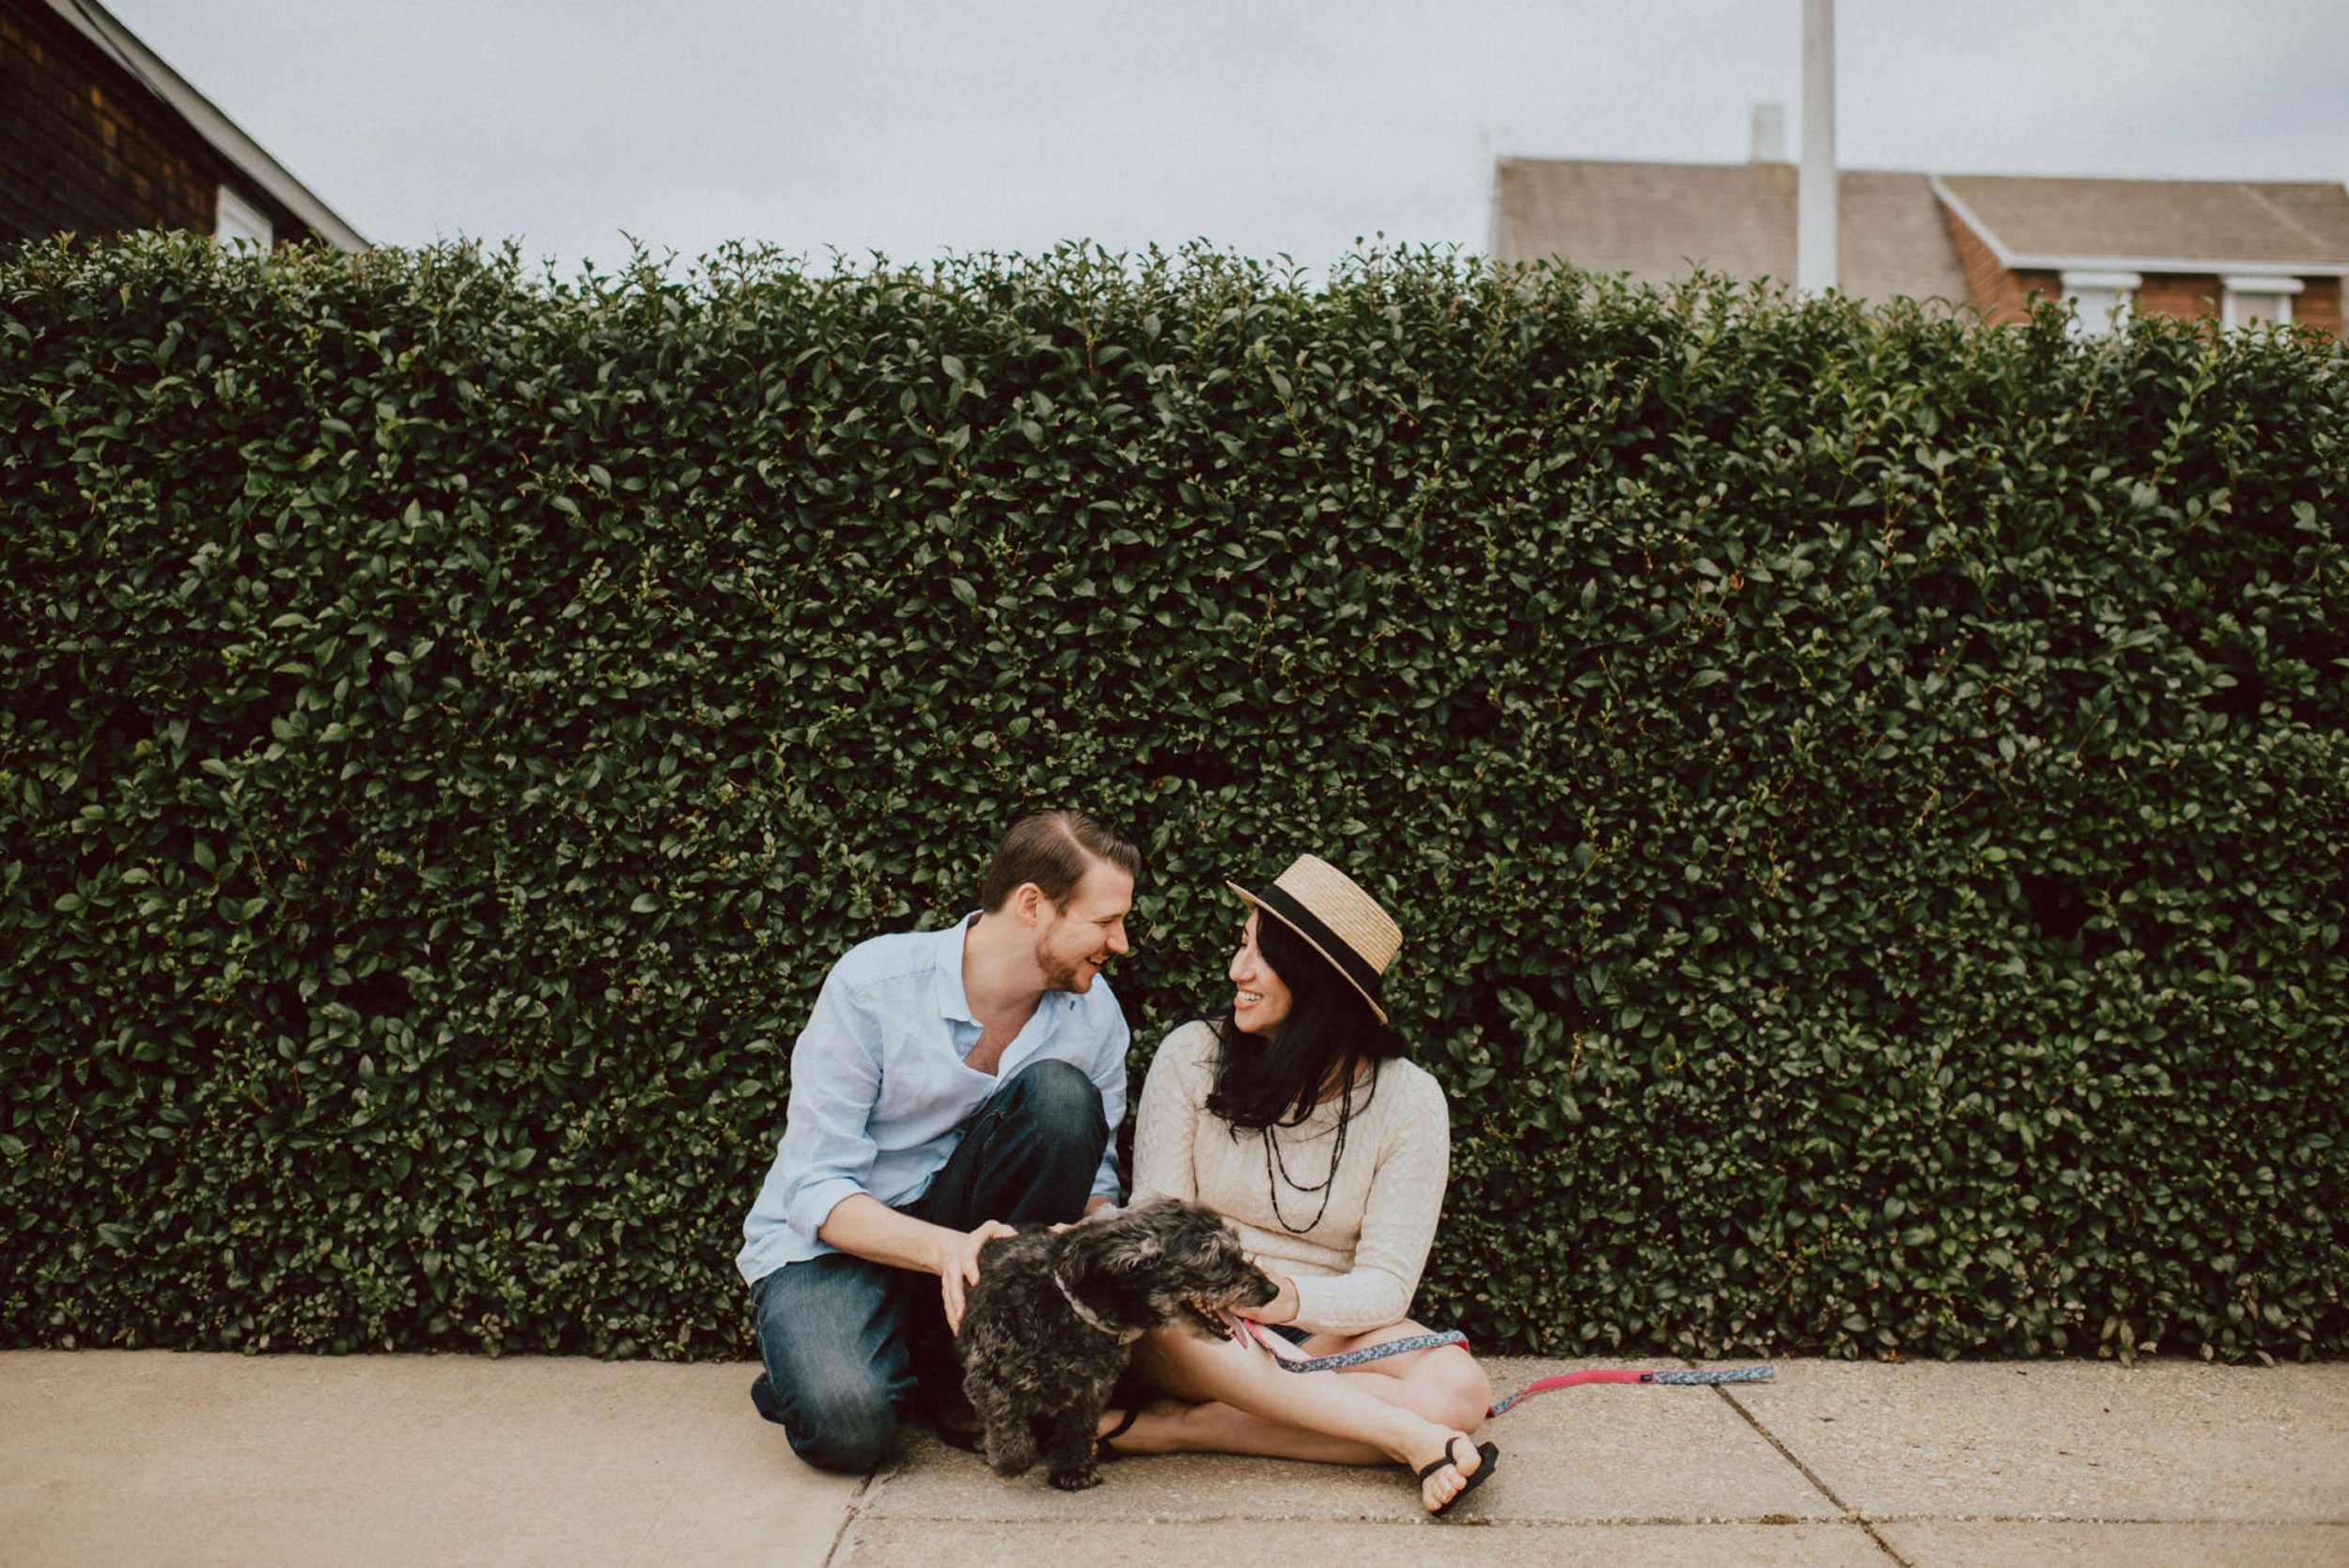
1237 1270 1300 1327
1050 1196 1121 1235
939 1219 1018 1334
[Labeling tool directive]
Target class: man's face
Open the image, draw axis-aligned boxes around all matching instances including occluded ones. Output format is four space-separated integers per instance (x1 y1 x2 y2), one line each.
1034 862 1134 994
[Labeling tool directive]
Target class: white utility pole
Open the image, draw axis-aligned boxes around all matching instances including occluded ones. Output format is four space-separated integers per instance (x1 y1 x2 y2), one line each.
1798 0 1838 293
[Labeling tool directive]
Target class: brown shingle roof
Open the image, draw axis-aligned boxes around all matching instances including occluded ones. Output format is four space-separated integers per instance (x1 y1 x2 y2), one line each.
1937 175 2349 270
1494 161 2349 303
1492 159 1969 305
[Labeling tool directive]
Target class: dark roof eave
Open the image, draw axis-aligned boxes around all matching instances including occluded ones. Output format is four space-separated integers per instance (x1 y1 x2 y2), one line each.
42 0 368 250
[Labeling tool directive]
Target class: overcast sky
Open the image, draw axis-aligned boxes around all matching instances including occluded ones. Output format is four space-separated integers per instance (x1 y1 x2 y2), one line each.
105 0 2349 277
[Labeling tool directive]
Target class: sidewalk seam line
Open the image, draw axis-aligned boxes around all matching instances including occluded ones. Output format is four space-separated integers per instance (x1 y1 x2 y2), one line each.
1708 1372 1914 1568
820 1468 880 1565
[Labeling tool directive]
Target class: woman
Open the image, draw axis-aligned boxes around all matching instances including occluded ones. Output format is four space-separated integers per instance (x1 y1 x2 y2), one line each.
1102 854 1497 1515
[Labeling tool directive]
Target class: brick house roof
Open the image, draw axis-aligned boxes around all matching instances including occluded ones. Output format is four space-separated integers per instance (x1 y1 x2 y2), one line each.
1492 158 1968 304
1493 159 2349 300
1934 175 2349 273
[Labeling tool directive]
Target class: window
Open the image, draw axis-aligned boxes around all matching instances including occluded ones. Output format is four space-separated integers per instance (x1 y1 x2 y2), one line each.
2060 271 2140 335
2222 275 2301 330
215 185 273 248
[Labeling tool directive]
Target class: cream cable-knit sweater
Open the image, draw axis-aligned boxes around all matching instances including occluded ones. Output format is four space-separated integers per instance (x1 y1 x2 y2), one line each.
1132 1019 1451 1336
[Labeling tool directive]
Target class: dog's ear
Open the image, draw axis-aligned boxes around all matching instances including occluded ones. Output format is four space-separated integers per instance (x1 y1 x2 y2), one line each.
1114 1199 1199 1266
1054 1215 1119 1279
1058 1208 1162 1281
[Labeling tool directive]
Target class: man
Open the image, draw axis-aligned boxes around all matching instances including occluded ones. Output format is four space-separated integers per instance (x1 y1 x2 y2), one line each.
737 810 1142 1470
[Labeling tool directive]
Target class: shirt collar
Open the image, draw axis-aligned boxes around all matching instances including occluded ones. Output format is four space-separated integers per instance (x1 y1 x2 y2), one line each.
934 910 1080 1028
935 912 981 1025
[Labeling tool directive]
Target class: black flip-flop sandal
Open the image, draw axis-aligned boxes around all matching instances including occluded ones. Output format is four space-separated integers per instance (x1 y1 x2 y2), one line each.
1096 1406 1141 1460
1417 1436 1500 1516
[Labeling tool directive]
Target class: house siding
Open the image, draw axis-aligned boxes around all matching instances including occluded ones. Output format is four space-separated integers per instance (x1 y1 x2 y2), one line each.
2295 277 2341 337
2012 270 2061 316
1941 203 2030 321
1 0 304 252
2133 274 2221 320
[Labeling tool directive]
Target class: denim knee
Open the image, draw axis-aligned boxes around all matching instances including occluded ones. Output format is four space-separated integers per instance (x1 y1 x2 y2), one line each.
1000 1058 1105 1140
775 1356 903 1472
751 1256 916 1473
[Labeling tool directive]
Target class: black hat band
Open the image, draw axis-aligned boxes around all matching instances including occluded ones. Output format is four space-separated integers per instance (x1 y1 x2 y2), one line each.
1253 882 1385 1007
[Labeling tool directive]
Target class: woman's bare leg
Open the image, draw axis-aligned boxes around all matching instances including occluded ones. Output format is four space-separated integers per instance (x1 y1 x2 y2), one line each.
1306 1322 1495 1432
1098 1326 1487 1512
1102 1320 1490 1446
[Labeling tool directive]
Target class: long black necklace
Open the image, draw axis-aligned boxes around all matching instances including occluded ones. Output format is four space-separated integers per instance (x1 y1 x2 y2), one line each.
1262 1073 1353 1234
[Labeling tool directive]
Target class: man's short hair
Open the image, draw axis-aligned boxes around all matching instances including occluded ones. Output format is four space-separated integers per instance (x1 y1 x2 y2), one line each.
980 810 1143 912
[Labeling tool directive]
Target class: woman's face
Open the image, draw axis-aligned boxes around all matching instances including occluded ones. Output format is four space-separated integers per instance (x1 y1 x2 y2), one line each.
1228 910 1295 1037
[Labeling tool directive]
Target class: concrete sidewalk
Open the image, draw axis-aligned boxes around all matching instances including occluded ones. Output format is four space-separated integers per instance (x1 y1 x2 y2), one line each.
3 1351 2344 1567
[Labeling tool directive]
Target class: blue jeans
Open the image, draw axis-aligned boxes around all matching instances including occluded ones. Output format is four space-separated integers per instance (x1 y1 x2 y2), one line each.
748 1059 1109 1471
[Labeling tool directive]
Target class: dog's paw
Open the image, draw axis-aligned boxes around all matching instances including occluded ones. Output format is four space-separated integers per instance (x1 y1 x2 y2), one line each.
982 1440 1034 1478
1047 1464 1103 1492
979 1431 1035 1478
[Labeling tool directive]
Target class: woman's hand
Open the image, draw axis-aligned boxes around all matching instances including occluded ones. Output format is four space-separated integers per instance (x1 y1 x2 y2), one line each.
1238 1270 1300 1327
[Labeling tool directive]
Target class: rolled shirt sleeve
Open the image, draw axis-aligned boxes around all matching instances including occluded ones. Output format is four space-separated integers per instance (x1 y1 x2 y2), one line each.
771 972 888 1248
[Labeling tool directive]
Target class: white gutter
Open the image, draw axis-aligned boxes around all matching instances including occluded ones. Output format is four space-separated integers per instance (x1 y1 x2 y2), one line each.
2013 255 2347 278
1927 176 2012 267
41 0 368 251
1926 176 2346 278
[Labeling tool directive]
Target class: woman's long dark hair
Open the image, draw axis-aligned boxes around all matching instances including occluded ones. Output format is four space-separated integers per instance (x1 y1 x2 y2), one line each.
1206 911 1407 1130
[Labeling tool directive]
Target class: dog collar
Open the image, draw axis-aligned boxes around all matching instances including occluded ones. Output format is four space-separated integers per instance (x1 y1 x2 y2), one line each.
1052 1268 1143 1344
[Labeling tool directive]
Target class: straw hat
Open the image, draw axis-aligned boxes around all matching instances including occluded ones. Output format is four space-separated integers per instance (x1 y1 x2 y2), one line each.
1226 854 1404 1024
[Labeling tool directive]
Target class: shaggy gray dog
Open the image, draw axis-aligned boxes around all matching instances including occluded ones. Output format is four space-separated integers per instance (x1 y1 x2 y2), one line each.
957 1196 1276 1491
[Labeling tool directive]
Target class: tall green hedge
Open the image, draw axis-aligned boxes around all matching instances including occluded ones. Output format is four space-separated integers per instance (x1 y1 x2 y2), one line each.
3 234 2343 1362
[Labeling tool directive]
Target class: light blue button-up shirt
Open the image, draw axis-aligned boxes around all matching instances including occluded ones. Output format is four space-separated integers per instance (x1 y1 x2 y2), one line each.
735 913 1128 1286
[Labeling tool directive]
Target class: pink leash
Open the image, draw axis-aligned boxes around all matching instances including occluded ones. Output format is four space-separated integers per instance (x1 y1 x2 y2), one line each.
1223 1315 1774 1415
